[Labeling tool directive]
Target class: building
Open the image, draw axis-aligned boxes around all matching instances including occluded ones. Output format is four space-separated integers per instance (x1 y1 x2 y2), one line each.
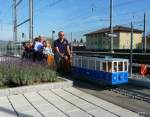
146 35 150 49
85 25 143 50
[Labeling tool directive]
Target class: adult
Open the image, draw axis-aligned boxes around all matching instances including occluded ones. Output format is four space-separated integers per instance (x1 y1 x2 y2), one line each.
33 36 44 61
54 31 71 73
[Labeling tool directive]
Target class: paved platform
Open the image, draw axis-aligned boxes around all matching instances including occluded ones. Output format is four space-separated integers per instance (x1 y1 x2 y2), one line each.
0 87 139 117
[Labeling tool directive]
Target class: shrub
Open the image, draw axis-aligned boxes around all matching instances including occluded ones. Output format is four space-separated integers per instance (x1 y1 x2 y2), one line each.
0 59 57 87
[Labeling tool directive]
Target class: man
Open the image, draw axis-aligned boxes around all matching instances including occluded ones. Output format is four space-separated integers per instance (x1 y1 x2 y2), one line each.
54 31 71 73
33 36 44 61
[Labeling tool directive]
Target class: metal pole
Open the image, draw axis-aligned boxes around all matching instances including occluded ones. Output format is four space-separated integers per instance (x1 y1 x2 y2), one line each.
71 32 73 54
144 13 146 53
130 22 133 78
110 0 113 53
13 0 17 42
29 0 33 42
52 30 55 48
13 0 17 55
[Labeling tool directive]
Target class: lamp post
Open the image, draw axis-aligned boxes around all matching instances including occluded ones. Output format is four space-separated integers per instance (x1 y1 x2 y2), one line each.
130 22 133 78
52 30 55 48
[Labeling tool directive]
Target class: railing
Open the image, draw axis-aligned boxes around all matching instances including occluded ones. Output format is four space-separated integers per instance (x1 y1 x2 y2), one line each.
72 54 128 73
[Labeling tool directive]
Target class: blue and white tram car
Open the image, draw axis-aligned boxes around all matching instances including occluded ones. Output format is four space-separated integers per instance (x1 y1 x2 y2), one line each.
71 54 128 85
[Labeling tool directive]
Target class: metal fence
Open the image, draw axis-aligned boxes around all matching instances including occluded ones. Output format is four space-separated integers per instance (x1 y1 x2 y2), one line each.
0 41 23 57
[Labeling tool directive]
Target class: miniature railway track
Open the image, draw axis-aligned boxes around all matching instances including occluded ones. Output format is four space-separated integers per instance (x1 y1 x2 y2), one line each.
110 86 150 103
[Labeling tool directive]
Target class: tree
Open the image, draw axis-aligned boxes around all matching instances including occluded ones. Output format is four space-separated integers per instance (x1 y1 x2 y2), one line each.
80 38 83 43
73 39 77 43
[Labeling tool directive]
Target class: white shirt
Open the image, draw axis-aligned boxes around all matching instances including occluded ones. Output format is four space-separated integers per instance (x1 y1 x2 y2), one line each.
43 47 54 55
34 42 43 51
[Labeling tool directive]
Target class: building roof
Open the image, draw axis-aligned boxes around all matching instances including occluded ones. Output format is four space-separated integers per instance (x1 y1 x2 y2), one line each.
84 25 143 36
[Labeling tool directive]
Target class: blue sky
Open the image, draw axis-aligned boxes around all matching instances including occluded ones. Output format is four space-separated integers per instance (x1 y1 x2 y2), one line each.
0 0 150 42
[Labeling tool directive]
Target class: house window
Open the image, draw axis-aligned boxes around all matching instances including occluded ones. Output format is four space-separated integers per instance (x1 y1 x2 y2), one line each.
95 34 98 38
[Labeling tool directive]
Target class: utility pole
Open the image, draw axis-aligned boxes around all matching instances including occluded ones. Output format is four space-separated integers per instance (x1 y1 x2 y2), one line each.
13 0 17 55
29 0 33 41
144 12 146 53
110 0 113 53
71 32 73 53
52 30 55 48
130 22 133 78
13 0 17 42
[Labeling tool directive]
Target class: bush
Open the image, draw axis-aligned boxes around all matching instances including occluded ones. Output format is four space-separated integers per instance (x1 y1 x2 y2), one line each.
0 59 57 87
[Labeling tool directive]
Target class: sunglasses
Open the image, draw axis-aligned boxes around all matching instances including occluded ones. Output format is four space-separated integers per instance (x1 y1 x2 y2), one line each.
59 34 64 36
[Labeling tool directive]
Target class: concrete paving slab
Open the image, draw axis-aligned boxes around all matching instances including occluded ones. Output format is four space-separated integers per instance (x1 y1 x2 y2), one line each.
89 109 117 117
14 105 34 113
0 97 18 117
34 104 56 113
18 110 42 117
64 87 139 117
39 90 81 115
44 110 67 117
24 92 67 117
56 103 80 114
52 88 118 117
39 91 69 106
68 110 92 117
8 94 42 117
0 112 17 117
78 104 99 112
0 87 140 117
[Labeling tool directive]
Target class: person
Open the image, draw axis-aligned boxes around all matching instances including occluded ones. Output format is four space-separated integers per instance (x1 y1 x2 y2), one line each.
33 36 44 62
43 41 53 56
22 41 33 59
32 37 39 61
43 41 54 68
54 31 71 73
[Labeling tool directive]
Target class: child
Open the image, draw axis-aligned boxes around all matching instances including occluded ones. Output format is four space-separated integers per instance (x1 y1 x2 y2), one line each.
43 41 54 68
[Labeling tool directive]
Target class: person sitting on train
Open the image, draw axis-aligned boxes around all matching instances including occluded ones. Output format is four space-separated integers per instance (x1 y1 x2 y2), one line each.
54 31 71 73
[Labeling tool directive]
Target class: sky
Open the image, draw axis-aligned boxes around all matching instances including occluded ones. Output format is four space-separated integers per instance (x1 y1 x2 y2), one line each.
0 0 150 42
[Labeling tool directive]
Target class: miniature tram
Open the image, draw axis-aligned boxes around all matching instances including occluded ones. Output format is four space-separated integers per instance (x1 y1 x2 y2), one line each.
71 54 129 85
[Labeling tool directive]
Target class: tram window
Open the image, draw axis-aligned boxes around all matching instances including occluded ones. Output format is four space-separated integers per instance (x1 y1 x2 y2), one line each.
114 62 117 72
118 62 123 71
78 58 82 67
82 58 88 68
108 62 112 72
89 59 95 69
75 58 78 66
73 58 75 66
124 61 128 71
96 61 100 71
103 62 107 71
